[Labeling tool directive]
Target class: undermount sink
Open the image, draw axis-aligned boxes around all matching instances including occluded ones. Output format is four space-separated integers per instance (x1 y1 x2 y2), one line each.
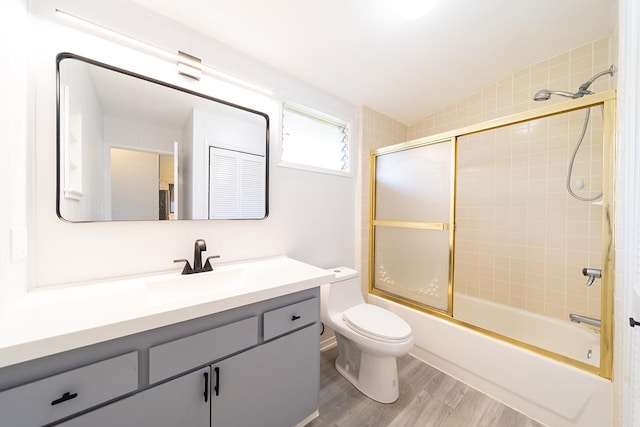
144 266 247 304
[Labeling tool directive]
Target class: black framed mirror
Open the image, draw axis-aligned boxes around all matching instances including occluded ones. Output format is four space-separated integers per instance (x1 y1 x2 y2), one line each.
56 53 269 222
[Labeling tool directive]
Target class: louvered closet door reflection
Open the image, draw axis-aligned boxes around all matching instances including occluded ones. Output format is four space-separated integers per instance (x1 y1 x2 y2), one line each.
209 147 265 219
373 140 453 313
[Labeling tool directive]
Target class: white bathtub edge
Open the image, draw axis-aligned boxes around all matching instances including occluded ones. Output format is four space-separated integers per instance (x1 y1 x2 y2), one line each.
369 294 612 427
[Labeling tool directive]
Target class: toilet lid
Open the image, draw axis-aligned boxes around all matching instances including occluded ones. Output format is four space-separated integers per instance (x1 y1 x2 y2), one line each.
342 304 412 342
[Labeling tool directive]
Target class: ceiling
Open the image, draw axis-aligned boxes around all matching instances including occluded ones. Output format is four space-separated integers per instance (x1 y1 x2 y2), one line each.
129 0 615 125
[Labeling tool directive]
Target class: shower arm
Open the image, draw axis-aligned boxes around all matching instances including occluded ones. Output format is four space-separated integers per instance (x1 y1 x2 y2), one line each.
577 65 616 95
534 65 617 101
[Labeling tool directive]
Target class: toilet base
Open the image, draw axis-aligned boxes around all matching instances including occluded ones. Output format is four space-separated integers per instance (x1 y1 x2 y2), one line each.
334 335 400 403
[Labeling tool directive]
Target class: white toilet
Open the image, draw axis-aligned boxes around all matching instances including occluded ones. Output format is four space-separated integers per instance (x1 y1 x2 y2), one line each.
320 267 414 403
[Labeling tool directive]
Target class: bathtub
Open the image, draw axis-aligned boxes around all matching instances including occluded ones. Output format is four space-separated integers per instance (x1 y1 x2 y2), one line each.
369 294 612 427
453 293 601 367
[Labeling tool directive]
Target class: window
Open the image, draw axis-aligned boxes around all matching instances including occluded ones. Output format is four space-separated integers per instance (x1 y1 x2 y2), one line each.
281 102 350 174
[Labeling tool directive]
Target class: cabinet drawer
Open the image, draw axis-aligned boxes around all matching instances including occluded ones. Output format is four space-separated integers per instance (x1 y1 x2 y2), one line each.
263 297 318 341
149 316 258 384
0 351 138 427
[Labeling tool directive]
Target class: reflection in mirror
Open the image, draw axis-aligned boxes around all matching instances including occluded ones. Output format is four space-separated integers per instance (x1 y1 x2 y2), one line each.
57 53 269 222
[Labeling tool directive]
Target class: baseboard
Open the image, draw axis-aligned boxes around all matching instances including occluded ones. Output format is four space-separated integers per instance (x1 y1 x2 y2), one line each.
295 410 319 427
320 336 336 351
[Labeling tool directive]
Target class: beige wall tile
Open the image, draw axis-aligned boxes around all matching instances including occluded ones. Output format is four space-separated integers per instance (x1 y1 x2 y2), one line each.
511 296 526 310
546 303 565 320
567 294 588 313
526 299 546 315
362 37 611 340
571 43 593 60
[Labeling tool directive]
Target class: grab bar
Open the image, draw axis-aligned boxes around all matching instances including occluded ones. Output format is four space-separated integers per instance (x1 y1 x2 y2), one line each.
569 313 601 328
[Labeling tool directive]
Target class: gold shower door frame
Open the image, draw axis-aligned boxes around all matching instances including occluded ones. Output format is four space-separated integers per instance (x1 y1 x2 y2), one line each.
369 137 457 316
369 90 616 379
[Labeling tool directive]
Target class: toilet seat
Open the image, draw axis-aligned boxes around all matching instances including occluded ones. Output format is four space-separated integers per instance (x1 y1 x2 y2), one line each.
342 304 412 343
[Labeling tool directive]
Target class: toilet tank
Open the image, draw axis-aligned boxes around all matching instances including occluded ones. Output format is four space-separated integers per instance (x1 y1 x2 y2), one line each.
321 267 365 316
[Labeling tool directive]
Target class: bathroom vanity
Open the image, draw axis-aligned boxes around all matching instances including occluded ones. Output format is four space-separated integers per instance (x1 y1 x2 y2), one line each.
0 256 331 427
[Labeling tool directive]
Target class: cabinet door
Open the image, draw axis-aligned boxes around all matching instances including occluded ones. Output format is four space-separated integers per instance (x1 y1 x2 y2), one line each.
211 324 319 427
59 367 210 427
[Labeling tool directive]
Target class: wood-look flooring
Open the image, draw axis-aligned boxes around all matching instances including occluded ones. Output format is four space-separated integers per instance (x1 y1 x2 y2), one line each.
307 346 544 427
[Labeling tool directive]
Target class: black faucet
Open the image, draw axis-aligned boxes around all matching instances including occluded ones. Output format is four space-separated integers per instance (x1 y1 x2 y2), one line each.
174 239 220 275
193 239 206 271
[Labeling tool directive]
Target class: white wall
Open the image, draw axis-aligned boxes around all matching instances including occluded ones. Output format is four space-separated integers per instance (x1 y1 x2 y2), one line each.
25 0 356 287
103 116 181 154
0 0 29 308
59 59 107 221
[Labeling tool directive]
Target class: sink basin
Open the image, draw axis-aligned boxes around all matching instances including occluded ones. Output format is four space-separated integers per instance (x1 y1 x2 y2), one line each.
145 267 247 305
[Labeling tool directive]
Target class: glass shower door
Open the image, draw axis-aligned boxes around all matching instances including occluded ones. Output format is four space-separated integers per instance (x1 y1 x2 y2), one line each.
371 139 454 313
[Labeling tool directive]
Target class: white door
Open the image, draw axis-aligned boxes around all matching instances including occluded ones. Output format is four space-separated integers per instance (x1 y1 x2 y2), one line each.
630 286 640 425
110 148 159 220
627 141 640 423
620 1 640 425
173 141 180 220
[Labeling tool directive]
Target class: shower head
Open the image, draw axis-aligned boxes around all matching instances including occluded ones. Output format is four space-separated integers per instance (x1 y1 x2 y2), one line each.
533 90 550 101
533 89 577 101
533 65 616 101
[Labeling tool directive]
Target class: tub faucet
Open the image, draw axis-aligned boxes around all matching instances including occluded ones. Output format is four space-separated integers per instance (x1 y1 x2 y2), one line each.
174 239 220 275
582 268 601 287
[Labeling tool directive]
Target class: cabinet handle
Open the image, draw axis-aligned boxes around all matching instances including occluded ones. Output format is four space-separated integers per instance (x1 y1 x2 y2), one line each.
51 392 78 406
203 372 209 402
214 367 220 396
291 315 301 321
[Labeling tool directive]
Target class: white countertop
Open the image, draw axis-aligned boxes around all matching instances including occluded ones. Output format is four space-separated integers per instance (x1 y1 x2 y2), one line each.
0 256 333 369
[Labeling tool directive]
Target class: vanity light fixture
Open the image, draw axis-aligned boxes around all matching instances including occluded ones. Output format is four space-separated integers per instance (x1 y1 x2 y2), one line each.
55 9 274 95
177 51 202 81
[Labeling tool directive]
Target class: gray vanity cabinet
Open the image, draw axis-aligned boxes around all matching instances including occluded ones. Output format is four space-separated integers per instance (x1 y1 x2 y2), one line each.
0 288 320 427
210 324 319 427
59 367 211 427
63 324 320 427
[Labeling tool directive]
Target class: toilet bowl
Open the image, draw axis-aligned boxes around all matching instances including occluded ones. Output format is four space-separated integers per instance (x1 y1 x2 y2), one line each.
320 267 414 403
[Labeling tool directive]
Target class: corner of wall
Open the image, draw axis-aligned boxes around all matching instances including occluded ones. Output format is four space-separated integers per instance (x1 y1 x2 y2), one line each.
358 106 408 295
0 0 30 307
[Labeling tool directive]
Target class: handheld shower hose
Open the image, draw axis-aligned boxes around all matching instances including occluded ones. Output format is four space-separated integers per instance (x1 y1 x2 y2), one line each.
533 65 616 202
